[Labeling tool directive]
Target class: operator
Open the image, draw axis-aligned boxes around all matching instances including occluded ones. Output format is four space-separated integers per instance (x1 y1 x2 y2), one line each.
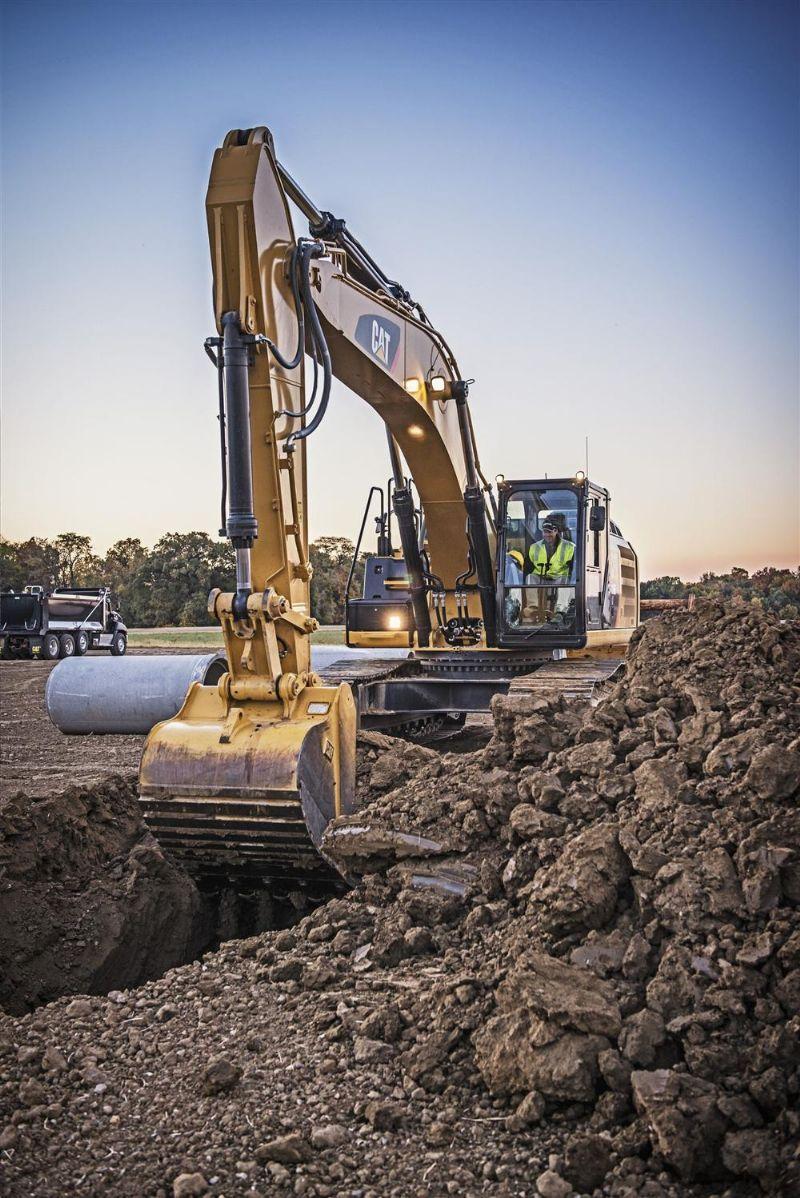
529 513 575 583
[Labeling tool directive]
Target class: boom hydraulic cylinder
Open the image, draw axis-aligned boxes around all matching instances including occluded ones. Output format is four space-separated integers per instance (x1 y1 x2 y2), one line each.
455 391 497 646
221 312 258 615
391 486 431 648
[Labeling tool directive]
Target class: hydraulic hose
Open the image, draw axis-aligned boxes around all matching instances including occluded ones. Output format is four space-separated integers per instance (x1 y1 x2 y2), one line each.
203 340 229 537
216 354 228 536
263 244 305 372
265 241 335 428
276 326 319 421
285 245 332 452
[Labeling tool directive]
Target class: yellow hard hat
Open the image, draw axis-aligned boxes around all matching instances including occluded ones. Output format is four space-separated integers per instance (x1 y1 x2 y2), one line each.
507 549 524 568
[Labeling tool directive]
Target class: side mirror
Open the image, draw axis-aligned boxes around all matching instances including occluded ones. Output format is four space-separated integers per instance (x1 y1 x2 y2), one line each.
589 504 606 532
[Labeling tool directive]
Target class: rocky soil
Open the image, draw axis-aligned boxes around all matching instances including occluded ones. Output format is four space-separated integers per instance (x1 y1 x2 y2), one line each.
1 601 798 1196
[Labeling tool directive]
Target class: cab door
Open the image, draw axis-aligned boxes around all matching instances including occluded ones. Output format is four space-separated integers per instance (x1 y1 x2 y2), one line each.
585 488 607 629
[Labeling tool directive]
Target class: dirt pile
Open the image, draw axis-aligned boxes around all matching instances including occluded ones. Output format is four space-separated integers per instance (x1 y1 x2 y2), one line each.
0 776 213 1014
322 599 800 1192
0 601 797 1196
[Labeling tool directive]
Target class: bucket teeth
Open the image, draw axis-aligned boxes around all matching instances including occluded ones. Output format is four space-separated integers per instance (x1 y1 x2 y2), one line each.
139 793 342 886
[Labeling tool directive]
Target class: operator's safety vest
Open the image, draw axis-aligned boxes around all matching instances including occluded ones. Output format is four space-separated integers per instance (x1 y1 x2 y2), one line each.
528 538 575 581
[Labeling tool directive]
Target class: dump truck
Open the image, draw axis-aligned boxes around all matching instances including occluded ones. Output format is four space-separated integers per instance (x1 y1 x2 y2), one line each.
1 586 128 659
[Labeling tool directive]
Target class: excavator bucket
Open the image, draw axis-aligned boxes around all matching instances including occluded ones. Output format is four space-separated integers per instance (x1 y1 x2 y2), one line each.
139 679 356 893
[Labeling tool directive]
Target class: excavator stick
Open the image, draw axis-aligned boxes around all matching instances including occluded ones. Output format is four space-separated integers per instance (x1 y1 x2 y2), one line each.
139 676 356 891
134 129 363 894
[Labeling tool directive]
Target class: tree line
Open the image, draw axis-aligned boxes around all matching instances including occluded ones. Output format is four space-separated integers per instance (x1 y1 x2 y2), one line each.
641 567 799 619
0 532 363 627
2 533 797 625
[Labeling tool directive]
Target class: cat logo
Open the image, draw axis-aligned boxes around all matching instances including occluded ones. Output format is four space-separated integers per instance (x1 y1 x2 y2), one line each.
355 314 401 372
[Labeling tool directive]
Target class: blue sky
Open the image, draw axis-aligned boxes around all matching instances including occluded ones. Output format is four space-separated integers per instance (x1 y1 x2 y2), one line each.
2 0 798 578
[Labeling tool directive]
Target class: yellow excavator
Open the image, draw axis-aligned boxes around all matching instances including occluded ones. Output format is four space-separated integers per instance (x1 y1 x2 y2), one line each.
60 127 640 892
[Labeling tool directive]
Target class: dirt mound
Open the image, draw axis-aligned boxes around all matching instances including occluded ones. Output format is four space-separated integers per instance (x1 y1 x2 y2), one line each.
0 776 212 1014
1 601 798 1196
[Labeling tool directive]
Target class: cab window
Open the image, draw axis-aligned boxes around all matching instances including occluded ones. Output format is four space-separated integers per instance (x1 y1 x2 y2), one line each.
502 487 578 634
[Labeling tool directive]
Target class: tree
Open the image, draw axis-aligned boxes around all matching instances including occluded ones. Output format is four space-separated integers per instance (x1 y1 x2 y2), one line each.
641 567 800 617
0 537 60 591
54 533 94 588
105 538 148 580
640 576 688 600
102 538 149 620
309 536 361 625
127 532 235 626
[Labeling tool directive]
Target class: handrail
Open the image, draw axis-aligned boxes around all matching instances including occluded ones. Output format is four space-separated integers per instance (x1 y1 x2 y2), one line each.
344 486 386 644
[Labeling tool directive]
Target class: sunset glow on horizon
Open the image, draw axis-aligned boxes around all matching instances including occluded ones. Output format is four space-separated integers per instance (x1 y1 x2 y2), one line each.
1 0 797 582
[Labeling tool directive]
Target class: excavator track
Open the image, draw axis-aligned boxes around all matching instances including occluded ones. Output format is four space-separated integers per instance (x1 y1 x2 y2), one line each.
317 656 409 689
508 656 624 701
319 656 458 740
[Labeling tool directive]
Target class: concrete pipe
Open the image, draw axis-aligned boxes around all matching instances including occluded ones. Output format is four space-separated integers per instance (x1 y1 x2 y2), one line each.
45 653 228 735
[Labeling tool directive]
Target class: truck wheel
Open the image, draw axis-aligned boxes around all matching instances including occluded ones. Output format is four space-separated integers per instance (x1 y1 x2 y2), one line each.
75 630 90 656
42 633 61 660
110 632 127 656
59 633 76 659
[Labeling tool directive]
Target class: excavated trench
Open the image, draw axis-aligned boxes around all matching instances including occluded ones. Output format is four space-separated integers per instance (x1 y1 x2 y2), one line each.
0 722 491 1015
0 774 289 1014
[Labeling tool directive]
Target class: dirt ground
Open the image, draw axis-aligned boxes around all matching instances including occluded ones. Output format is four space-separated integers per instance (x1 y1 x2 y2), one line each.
1 609 798 1197
0 653 492 1018
0 652 220 1016
0 654 146 800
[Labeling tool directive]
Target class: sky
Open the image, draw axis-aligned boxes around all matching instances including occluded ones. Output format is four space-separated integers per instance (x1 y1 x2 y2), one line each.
1 0 798 581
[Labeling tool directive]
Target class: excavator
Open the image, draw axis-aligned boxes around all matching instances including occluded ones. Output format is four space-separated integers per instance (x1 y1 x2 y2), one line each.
53 127 639 893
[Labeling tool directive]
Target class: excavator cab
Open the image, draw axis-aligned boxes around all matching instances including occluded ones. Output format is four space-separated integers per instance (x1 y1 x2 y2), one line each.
497 479 581 645
495 476 639 650
347 473 639 654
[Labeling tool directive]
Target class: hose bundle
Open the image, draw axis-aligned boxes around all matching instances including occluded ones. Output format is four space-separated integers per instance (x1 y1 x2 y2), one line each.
269 239 332 453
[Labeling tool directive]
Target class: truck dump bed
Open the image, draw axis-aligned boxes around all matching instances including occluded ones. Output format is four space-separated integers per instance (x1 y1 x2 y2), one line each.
0 592 42 633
